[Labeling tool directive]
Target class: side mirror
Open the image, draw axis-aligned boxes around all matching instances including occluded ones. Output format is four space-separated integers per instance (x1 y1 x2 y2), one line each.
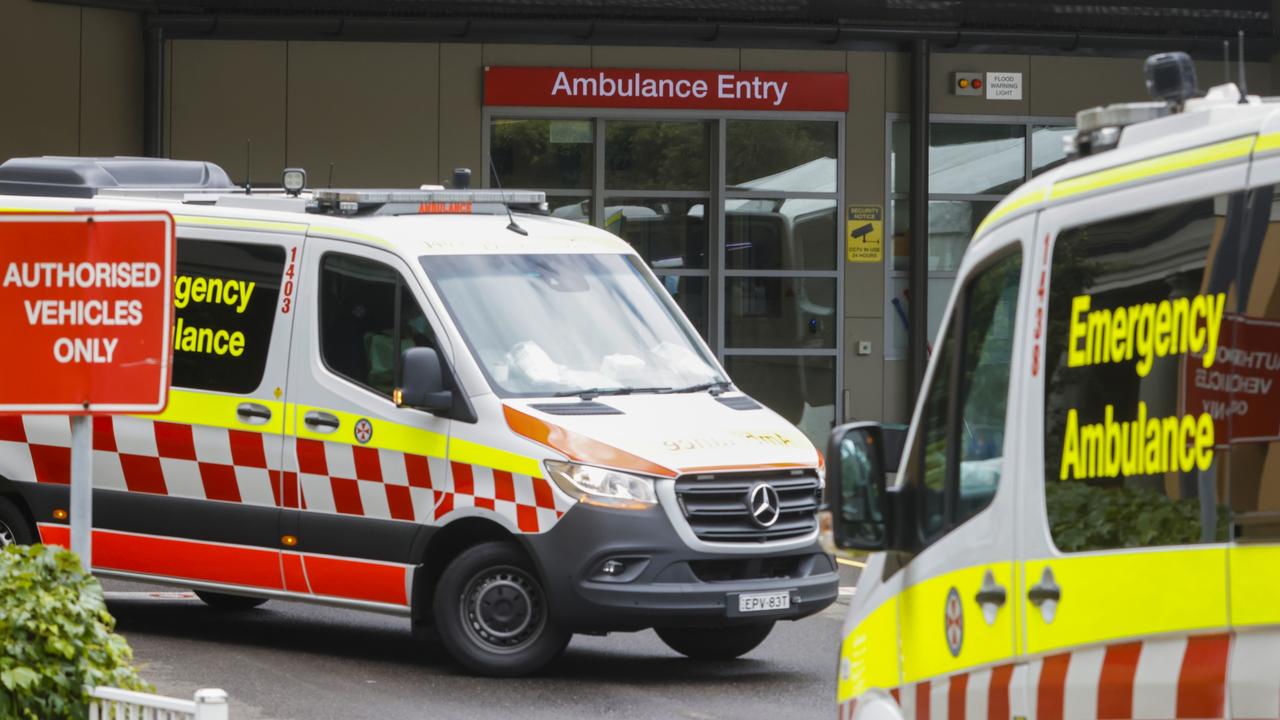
827 421 889 551
395 347 453 412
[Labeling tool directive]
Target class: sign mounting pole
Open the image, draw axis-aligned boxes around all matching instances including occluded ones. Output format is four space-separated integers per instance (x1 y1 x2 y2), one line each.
69 413 92 569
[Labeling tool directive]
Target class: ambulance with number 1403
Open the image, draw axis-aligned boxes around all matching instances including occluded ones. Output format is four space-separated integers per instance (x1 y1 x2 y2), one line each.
829 53 1280 719
0 158 838 676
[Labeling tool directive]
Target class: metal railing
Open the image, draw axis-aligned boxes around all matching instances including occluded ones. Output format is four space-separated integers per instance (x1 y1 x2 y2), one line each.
87 687 228 720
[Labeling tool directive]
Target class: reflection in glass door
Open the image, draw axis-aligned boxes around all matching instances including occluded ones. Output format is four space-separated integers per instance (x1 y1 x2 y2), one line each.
488 112 843 447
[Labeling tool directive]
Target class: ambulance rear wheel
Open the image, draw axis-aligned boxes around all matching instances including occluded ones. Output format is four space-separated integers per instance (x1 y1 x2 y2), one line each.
433 541 569 677
656 622 775 660
194 591 268 611
0 498 35 548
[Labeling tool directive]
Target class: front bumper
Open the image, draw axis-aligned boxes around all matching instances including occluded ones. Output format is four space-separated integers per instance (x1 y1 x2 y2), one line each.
523 501 839 633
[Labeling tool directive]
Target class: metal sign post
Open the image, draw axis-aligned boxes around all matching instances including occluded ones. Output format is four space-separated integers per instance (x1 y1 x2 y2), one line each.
0 212 174 572
70 414 93 569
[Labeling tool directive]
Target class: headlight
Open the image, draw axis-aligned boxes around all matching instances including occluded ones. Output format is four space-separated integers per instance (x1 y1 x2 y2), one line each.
544 460 658 510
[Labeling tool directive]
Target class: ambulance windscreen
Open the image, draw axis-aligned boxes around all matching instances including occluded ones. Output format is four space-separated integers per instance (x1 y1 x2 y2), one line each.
421 253 724 398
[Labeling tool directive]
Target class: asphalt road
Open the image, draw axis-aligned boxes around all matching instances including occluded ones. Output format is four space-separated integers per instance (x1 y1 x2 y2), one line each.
102 563 860 720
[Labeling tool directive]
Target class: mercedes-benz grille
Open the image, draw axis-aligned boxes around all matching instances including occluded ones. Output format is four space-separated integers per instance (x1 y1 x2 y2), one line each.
674 469 821 543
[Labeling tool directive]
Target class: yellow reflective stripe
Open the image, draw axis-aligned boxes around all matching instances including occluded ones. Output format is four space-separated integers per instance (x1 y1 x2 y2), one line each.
1230 543 1280 627
293 404 446 458
308 225 392 247
1048 136 1255 202
449 437 544 478
174 215 308 234
974 186 1046 237
899 562 1015 684
1024 547 1227 655
135 388 284 435
838 595 898 703
1253 131 1280 156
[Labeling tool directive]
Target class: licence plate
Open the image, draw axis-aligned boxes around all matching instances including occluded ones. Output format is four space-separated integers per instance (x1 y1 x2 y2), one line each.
738 590 791 613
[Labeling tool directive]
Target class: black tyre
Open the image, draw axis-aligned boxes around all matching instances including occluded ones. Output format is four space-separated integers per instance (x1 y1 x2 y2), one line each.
656 622 775 660
0 498 34 548
194 590 269 611
432 541 569 677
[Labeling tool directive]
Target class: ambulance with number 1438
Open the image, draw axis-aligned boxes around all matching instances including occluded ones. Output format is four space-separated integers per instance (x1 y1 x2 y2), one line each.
829 53 1280 719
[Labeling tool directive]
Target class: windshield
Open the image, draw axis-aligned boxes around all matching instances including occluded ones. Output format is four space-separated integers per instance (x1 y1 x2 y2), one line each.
420 253 726 397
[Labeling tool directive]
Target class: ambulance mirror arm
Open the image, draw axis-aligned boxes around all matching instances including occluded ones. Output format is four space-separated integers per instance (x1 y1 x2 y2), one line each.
828 422 892 552
397 347 454 413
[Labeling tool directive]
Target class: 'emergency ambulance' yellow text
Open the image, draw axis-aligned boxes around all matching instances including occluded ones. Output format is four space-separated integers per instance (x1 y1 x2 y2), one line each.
1060 291 1225 481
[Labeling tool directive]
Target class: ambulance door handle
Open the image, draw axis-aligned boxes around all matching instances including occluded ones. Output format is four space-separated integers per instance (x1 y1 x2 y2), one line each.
1028 566 1061 624
303 411 340 433
236 403 273 425
1027 570 1061 605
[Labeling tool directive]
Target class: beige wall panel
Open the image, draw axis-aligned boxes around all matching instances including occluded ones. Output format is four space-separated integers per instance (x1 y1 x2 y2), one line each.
882 357 911 423
440 43 483 184
0 0 80 159
885 52 909 114
287 42 439 187
592 45 738 69
79 7 142 156
1194 60 1272 97
1029 56 1146 117
844 51 885 319
169 40 286 184
482 43 589 67
844 318 885 422
740 49 844 72
931 53 1030 115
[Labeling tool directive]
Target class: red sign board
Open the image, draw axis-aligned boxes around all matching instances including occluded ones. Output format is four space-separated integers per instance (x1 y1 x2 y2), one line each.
484 66 849 112
1182 314 1280 445
0 213 175 413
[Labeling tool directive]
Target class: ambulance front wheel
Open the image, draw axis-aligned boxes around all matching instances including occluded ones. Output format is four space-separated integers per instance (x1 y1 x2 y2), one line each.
656 622 775 660
0 498 35 548
194 591 269 611
433 541 569 677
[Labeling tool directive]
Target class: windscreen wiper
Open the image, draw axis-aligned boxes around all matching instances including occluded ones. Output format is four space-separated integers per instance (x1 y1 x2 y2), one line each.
552 386 673 400
660 380 733 396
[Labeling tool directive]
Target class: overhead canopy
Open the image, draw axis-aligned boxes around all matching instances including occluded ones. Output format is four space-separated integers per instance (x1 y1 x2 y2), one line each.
36 0 1276 55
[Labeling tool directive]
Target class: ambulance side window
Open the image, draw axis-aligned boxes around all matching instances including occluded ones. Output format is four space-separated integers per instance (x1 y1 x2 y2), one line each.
318 253 437 398
903 249 1022 547
1043 194 1237 551
1226 186 1280 540
172 238 285 394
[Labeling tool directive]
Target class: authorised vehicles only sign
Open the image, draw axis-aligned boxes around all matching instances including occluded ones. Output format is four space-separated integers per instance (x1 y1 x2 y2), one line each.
0 212 175 413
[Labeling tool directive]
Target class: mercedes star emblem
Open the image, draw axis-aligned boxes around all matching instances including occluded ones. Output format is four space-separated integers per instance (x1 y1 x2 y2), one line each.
747 483 781 528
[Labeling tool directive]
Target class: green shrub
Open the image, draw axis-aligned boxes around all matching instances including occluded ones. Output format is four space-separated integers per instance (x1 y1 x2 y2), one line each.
1046 480 1229 552
0 544 150 719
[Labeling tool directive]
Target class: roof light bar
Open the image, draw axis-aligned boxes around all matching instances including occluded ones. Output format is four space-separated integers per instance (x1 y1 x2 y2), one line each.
309 188 546 216
312 188 544 206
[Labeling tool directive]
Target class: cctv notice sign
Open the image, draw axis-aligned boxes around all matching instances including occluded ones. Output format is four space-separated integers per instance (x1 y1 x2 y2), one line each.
0 212 175 413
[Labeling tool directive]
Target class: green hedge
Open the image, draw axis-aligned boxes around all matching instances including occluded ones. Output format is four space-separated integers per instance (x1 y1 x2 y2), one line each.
0 544 150 720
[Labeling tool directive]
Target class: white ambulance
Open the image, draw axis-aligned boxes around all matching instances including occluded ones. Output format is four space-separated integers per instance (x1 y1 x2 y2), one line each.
830 53 1280 718
0 158 837 676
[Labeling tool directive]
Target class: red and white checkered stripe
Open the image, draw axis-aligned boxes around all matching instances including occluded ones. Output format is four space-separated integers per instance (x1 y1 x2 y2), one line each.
0 415 571 534
0 415 282 507
840 630 1280 720
293 438 568 532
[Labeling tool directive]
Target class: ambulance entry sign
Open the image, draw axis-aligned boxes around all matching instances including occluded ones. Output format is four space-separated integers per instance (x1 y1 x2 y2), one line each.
0 213 175 413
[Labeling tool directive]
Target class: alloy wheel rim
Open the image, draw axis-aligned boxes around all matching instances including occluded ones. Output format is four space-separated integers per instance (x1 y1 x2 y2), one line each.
0 520 15 548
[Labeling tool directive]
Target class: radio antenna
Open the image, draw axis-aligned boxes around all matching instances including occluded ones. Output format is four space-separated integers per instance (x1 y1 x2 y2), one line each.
1223 39 1230 87
1237 30 1248 102
244 139 252 194
488 156 528 236
327 162 335 189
